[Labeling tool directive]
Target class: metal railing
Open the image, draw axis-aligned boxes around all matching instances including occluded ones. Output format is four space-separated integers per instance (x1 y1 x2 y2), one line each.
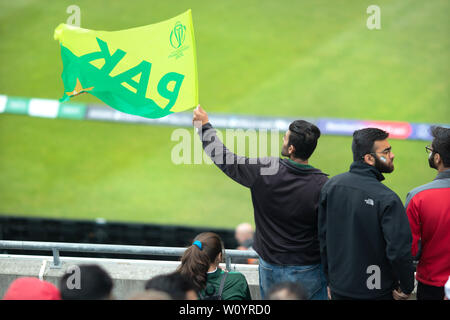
0 240 259 270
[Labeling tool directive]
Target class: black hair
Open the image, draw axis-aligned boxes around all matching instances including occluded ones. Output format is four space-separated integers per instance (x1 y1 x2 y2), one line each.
266 281 307 300
431 126 450 167
288 120 321 160
352 128 389 162
60 264 113 300
145 272 197 300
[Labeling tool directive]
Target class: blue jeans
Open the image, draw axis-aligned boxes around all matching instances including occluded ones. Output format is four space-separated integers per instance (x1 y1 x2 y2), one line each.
259 258 328 300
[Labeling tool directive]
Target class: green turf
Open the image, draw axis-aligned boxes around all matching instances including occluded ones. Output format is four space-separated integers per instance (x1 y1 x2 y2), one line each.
0 0 448 228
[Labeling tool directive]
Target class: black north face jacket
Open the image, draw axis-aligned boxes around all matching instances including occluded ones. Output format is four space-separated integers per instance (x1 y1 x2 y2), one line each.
199 123 329 266
318 161 415 299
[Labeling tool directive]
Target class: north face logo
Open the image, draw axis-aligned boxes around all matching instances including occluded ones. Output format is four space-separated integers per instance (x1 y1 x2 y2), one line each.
365 198 374 206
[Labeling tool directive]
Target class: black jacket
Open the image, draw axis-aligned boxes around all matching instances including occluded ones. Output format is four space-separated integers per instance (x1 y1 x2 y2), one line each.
199 123 328 265
318 161 415 298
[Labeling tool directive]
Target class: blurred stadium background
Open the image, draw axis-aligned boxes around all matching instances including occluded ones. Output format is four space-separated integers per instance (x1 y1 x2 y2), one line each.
0 0 448 237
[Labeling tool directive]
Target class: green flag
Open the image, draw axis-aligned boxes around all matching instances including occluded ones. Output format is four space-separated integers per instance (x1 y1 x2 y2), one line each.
54 9 198 119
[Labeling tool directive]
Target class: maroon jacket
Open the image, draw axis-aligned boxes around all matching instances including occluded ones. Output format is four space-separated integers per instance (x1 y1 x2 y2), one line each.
405 169 450 287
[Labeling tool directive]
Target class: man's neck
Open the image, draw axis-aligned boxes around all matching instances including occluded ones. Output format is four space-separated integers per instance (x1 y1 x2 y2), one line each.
289 156 308 165
438 166 450 173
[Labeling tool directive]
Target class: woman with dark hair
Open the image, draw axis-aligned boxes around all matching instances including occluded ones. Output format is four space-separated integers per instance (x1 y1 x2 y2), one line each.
177 232 252 300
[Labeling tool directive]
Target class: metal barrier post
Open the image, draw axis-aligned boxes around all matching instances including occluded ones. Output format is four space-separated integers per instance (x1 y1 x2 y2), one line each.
51 248 62 268
226 255 232 271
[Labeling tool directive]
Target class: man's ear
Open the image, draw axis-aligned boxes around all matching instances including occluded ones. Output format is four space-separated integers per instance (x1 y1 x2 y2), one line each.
288 145 295 156
434 153 442 166
363 154 375 166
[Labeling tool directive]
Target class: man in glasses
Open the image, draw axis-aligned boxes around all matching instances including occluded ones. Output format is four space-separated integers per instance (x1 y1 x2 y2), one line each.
318 128 415 300
405 126 450 300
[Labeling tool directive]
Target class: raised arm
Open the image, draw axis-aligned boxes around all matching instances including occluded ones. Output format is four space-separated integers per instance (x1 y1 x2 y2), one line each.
193 105 275 188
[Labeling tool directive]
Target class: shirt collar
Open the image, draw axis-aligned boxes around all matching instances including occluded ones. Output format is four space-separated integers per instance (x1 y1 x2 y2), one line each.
434 168 450 181
349 161 385 181
207 267 218 274
287 159 314 169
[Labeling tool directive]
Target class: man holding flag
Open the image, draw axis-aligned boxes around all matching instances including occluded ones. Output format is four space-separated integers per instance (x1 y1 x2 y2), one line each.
193 106 329 300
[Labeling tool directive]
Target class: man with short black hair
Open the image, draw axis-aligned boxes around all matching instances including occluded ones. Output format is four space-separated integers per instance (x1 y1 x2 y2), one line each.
318 128 415 300
60 264 113 300
193 106 329 300
405 126 450 300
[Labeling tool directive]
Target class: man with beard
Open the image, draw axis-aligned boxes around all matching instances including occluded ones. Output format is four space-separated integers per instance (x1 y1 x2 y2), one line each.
193 106 329 300
405 126 450 300
318 128 415 300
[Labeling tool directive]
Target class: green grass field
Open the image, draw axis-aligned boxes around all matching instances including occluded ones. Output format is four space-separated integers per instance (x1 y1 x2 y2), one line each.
0 0 448 228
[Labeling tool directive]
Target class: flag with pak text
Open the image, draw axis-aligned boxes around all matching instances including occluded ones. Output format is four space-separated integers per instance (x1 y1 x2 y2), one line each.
54 9 198 119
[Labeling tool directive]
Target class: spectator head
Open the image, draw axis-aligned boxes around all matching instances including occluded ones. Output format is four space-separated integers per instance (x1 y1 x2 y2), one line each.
234 223 254 247
281 120 321 161
145 272 197 300
3 277 61 300
60 264 113 300
428 126 450 170
176 232 225 291
266 282 307 300
352 128 394 173
129 289 172 300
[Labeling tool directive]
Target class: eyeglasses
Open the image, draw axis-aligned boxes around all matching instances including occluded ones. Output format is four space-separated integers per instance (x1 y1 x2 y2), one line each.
425 145 433 154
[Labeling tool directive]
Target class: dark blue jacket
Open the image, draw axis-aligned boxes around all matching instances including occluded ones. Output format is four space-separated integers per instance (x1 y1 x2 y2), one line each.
318 161 415 299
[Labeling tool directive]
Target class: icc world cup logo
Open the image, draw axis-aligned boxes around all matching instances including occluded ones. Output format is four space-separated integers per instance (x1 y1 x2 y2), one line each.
170 21 186 49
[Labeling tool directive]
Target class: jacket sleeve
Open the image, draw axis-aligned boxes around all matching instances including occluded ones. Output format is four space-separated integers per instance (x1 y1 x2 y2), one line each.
198 123 276 188
317 183 329 283
380 195 415 294
405 193 422 260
